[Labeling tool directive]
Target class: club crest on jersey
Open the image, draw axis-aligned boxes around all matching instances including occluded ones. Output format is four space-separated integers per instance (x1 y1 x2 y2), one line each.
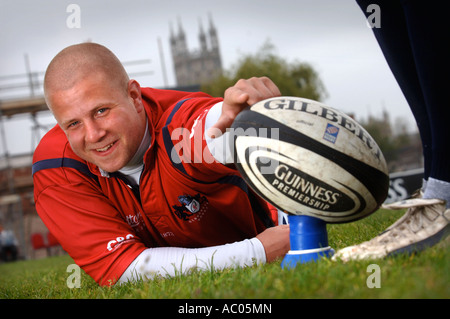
172 193 209 222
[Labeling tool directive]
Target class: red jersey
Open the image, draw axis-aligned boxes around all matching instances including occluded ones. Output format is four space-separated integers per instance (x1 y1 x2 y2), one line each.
32 88 275 285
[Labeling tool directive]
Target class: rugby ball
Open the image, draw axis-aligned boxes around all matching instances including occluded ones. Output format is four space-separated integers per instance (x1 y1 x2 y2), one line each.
231 96 389 223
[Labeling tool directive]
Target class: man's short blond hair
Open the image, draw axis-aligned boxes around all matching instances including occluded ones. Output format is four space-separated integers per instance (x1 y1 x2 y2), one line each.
44 42 129 108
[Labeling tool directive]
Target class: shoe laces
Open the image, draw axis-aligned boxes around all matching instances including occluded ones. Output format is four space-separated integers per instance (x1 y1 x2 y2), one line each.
377 197 445 244
382 206 424 241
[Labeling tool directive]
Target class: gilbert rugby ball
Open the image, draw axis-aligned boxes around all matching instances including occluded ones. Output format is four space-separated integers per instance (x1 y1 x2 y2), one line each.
231 96 389 223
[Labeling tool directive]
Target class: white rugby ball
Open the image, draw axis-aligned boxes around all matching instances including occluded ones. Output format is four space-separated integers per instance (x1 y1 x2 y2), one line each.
231 96 389 223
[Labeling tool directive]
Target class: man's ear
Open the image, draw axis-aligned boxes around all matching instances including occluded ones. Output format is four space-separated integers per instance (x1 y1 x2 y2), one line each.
127 79 144 112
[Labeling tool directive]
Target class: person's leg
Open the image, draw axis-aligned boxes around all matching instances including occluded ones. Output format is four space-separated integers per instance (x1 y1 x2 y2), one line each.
333 0 450 261
356 0 432 181
400 0 450 207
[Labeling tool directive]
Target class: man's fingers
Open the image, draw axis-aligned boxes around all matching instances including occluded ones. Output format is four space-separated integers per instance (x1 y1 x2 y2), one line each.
208 77 282 138
207 89 250 137
262 76 282 97
234 77 281 105
224 86 250 107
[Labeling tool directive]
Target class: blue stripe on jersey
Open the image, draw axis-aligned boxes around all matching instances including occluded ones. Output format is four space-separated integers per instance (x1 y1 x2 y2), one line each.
32 157 98 180
162 98 190 175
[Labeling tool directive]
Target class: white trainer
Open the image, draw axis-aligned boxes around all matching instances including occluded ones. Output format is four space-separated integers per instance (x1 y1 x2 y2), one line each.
332 197 450 262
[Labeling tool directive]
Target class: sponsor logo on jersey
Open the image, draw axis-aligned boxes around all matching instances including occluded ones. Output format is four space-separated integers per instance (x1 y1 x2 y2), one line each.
106 234 135 252
125 211 142 227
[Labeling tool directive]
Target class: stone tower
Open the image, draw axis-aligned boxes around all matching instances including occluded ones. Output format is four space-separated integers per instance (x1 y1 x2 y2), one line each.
170 16 223 86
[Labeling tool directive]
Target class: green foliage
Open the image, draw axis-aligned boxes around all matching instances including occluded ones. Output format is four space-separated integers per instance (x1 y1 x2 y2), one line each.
1 209 448 299
201 41 328 102
358 111 420 168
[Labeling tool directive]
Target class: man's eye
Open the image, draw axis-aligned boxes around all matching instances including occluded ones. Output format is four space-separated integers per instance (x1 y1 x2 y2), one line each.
97 108 109 116
68 121 79 128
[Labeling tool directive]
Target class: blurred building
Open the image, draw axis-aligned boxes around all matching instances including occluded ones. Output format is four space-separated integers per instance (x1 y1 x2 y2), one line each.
170 16 223 86
1 97 47 260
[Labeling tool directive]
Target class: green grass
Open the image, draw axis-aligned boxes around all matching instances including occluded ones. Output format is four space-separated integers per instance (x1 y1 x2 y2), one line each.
0 209 449 299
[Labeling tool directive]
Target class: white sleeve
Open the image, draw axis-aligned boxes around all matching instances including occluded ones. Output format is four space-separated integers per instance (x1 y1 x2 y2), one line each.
204 101 235 164
118 237 266 283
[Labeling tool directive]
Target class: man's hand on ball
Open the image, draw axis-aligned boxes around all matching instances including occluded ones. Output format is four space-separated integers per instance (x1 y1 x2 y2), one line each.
207 77 281 138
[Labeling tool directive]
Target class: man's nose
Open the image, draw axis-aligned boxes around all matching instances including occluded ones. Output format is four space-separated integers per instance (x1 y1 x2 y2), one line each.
84 120 106 143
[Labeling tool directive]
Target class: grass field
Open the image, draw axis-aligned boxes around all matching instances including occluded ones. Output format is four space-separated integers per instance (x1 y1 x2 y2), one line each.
0 209 449 300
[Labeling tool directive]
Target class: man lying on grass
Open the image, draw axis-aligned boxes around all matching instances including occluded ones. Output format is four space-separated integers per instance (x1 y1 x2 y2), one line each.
33 42 290 285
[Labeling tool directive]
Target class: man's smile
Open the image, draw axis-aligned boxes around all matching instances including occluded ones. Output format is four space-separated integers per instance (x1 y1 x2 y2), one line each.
91 140 119 156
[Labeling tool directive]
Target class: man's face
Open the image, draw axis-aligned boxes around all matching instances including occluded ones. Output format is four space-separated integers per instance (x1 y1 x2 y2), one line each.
48 74 146 172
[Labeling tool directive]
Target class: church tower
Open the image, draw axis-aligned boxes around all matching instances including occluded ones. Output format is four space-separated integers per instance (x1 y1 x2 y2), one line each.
208 15 219 53
199 20 208 52
170 15 223 87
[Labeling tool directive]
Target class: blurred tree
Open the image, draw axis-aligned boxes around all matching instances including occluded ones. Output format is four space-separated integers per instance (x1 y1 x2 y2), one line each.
201 41 328 102
359 110 416 167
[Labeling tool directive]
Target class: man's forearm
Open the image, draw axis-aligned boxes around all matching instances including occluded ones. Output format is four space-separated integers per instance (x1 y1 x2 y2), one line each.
118 237 266 283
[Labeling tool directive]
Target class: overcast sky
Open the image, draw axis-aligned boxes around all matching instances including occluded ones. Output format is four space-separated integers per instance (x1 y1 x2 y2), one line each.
0 0 415 155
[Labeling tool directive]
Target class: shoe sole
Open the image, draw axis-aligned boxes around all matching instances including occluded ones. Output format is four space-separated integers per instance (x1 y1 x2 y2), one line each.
387 223 450 257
